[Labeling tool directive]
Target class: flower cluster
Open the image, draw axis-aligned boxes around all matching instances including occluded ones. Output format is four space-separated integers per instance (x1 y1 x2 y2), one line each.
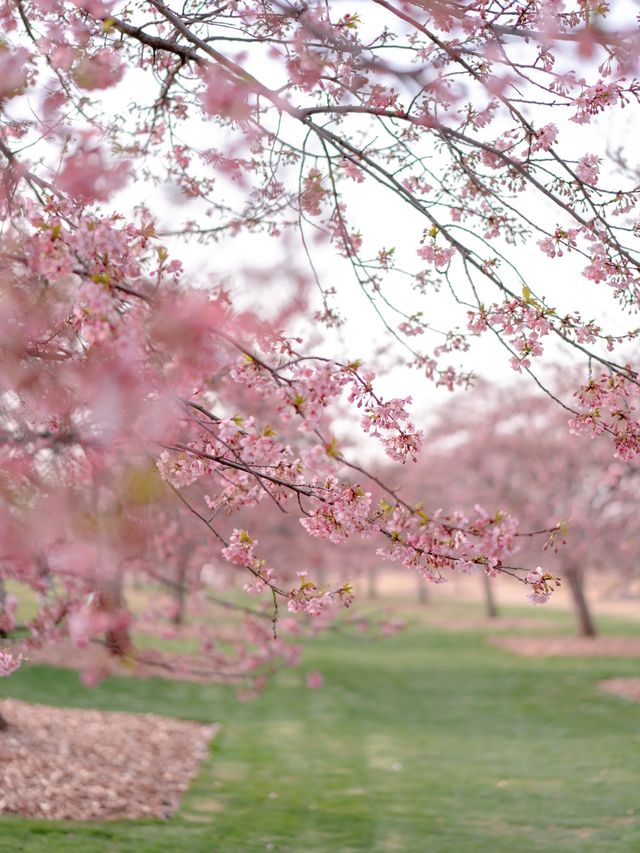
287 574 354 616
417 242 456 268
537 227 580 259
300 480 374 544
569 372 640 460
347 374 424 463
375 503 520 585
525 567 561 605
575 154 601 185
571 81 625 124
530 123 558 152
221 529 259 566
0 650 22 677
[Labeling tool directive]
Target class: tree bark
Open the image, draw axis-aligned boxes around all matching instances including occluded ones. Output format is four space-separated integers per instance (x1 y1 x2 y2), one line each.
103 568 132 656
0 578 6 639
417 574 429 604
172 561 187 626
367 566 378 600
481 571 499 619
565 566 597 637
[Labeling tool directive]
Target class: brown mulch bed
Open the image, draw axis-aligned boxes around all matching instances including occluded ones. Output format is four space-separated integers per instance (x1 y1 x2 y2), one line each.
490 635 640 657
0 699 217 820
599 678 640 703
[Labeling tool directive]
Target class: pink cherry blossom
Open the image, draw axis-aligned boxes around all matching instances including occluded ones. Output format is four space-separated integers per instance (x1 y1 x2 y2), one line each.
1 0 639 689
0 650 22 677
72 48 124 90
530 123 558 152
57 140 129 202
571 81 624 124
575 154 601 185
306 671 324 689
0 48 30 99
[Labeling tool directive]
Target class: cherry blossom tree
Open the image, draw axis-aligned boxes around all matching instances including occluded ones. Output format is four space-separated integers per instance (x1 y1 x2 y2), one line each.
1 1 640 681
413 377 640 635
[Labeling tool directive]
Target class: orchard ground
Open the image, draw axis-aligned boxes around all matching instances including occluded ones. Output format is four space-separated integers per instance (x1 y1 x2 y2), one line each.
1 579 640 852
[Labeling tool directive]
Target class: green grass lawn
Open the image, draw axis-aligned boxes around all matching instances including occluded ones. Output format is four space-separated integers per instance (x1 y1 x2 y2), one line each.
1 603 639 852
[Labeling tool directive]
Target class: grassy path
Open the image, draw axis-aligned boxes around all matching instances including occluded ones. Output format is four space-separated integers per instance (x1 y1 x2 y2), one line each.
1 609 639 851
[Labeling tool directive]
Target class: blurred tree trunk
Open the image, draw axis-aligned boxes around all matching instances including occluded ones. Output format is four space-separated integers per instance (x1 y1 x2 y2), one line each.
103 567 132 656
417 574 429 604
171 543 191 626
481 572 499 619
565 566 597 637
0 578 6 639
367 566 378 600
172 562 187 626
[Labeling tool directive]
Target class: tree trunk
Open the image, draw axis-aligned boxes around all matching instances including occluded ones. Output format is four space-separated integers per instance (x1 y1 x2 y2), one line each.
0 578 6 639
417 574 429 605
367 566 378 600
103 568 132 656
565 567 597 637
481 571 499 619
172 562 187 626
